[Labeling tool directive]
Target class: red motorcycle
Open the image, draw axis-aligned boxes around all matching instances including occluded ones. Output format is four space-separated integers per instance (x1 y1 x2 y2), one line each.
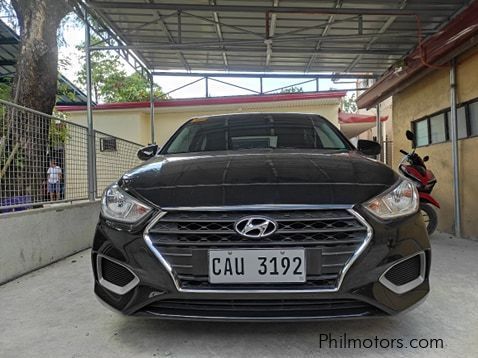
398 130 440 234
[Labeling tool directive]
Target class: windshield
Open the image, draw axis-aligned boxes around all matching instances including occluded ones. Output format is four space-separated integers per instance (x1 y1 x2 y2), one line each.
163 114 351 154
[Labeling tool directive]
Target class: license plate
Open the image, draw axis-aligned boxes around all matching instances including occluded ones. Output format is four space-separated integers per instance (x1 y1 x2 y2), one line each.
208 249 306 284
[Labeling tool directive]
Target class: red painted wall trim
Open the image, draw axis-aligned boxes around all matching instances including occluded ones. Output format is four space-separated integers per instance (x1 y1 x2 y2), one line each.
56 91 346 112
338 112 388 124
357 1 478 109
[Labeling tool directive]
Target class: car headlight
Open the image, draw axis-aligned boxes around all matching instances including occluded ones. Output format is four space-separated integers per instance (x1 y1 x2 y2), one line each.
363 180 419 219
101 184 151 223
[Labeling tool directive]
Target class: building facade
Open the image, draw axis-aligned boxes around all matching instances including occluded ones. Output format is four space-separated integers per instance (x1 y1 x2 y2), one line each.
58 92 347 146
392 48 478 238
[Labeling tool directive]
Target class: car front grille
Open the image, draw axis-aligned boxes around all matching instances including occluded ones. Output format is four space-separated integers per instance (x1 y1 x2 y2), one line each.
147 209 369 290
141 298 380 320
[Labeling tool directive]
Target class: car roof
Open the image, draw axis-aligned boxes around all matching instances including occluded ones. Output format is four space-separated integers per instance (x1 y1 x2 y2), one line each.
188 112 330 123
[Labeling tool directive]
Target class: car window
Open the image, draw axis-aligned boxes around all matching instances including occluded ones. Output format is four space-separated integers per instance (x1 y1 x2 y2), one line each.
163 115 350 154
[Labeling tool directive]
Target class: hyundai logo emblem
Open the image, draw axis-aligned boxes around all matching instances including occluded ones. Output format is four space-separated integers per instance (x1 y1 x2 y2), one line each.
234 216 277 238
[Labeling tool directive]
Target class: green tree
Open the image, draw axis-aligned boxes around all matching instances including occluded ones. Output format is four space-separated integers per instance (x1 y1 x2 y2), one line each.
341 93 358 113
102 72 167 103
76 38 167 103
1 0 73 111
0 80 12 101
76 41 124 103
279 86 303 94
0 0 73 202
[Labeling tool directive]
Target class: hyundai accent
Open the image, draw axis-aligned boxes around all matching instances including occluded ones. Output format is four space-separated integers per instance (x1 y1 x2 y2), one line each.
92 113 430 321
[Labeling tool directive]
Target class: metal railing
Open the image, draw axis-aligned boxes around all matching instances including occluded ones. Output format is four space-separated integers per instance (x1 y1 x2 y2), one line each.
0 99 143 213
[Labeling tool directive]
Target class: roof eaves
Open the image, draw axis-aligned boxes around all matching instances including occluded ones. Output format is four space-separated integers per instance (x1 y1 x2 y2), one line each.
356 1 478 109
56 91 346 112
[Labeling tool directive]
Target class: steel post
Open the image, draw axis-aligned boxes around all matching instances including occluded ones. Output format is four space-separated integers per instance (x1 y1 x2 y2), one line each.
149 76 156 144
375 104 382 161
449 58 462 238
85 10 97 200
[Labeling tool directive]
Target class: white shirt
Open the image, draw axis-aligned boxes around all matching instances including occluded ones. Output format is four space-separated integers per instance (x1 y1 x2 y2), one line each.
47 166 62 184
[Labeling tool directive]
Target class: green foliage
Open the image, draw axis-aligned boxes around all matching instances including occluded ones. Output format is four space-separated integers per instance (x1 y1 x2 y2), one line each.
0 75 77 105
76 41 124 103
341 93 358 113
76 36 167 103
102 72 167 103
57 57 78 103
48 119 70 147
0 80 12 127
279 86 304 94
0 80 12 101
56 79 78 103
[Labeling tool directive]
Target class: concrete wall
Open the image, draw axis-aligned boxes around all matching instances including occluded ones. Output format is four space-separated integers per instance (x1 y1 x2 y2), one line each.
392 47 478 238
0 201 100 284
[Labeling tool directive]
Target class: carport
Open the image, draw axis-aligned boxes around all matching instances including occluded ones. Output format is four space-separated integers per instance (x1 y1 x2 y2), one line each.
1 1 478 357
74 0 477 237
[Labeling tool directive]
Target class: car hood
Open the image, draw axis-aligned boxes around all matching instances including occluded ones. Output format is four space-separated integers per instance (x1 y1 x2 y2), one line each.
120 150 398 207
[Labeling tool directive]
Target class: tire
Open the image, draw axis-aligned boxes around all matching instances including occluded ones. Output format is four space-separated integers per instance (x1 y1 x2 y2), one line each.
420 203 438 235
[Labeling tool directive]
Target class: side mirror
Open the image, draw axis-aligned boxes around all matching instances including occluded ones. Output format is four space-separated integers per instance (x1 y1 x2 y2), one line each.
357 139 381 156
406 130 415 141
137 144 159 161
423 155 429 162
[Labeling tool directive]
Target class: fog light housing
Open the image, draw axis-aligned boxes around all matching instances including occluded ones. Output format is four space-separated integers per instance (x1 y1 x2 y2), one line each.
379 252 426 294
97 255 139 295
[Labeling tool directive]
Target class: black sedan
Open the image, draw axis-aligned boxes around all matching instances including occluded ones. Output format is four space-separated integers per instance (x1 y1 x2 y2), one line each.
92 113 430 321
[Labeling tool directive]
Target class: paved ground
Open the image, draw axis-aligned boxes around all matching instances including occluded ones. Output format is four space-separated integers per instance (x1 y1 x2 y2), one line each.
1 232 477 358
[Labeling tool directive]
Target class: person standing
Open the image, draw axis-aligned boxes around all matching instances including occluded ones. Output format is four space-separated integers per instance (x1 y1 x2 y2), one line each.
47 159 62 201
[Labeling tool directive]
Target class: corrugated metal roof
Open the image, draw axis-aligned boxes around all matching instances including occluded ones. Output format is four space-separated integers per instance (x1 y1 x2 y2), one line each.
82 0 468 75
56 90 346 111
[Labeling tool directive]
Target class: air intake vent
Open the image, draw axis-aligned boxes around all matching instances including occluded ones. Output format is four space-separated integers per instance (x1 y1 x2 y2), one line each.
143 299 380 319
384 255 421 286
380 252 425 294
97 256 139 295
102 258 135 287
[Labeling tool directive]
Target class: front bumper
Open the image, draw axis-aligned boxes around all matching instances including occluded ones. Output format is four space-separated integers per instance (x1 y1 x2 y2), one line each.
91 207 431 321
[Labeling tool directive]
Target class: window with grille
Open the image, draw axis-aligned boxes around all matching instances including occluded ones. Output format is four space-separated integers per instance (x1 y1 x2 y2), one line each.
100 137 117 152
413 97 478 147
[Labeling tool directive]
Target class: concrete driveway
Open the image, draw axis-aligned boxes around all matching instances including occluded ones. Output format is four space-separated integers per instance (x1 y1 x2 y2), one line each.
1 233 477 358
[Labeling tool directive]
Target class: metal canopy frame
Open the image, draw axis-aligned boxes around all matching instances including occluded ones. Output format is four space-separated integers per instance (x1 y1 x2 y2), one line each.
80 0 466 74
76 0 468 132
76 1 470 239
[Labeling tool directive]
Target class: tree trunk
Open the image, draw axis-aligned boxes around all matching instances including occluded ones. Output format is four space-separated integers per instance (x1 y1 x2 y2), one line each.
12 0 71 112
4 0 71 203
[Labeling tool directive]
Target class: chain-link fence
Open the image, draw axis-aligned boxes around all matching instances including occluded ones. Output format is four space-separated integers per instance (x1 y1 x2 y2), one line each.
95 130 144 193
0 99 143 213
